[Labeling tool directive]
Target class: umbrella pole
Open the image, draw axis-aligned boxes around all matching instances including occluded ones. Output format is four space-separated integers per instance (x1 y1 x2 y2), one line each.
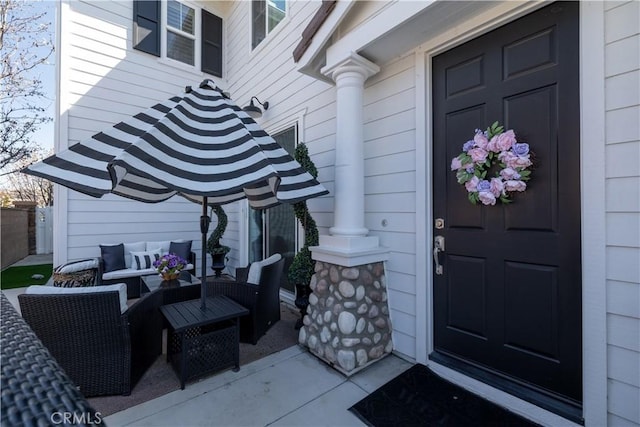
200 197 210 310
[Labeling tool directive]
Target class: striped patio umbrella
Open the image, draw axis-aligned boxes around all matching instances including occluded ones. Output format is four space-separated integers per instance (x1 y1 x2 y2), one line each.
24 79 328 309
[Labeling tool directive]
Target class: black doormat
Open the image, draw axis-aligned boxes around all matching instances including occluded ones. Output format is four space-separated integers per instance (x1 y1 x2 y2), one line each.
349 364 539 427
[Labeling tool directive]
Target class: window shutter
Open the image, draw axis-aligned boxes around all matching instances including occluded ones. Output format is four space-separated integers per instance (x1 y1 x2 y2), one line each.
201 10 223 77
133 0 160 57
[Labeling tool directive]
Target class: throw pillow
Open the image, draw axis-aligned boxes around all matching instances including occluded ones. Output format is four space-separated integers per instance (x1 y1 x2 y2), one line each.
169 240 192 263
53 258 100 287
131 249 161 270
123 241 145 268
100 244 126 273
247 253 282 285
56 258 99 274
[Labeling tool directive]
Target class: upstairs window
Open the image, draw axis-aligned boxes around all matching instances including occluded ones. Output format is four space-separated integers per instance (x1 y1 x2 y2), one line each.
252 0 286 49
166 0 195 66
133 0 222 77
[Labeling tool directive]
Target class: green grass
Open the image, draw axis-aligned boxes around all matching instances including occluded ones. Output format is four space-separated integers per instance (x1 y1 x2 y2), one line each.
1 264 53 290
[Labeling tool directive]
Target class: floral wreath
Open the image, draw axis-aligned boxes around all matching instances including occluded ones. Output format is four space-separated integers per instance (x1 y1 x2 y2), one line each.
450 121 533 205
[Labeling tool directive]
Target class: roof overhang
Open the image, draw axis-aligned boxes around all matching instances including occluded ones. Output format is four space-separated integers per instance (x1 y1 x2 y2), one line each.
295 0 356 84
297 1 546 84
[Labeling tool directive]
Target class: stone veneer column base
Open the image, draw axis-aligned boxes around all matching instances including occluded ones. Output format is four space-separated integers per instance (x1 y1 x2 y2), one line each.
298 260 393 376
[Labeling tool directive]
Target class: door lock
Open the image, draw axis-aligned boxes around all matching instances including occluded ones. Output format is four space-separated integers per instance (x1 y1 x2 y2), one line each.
433 235 445 275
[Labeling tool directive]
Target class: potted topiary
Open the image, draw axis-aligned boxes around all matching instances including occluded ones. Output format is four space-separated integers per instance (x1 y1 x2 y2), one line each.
207 205 231 277
287 143 320 329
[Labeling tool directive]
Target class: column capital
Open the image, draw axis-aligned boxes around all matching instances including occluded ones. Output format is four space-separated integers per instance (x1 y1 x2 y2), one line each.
321 52 380 82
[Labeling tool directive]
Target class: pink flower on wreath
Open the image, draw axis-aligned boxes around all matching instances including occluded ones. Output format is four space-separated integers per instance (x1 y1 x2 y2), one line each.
504 180 527 192
498 151 519 169
500 167 521 180
496 130 517 151
474 130 489 149
465 176 479 192
468 147 488 163
478 191 497 205
486 136 497 152
451 157 463 171
512 155 532 169
490 178 505 198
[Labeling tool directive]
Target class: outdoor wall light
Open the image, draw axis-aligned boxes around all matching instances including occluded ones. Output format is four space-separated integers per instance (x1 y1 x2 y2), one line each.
243 96 269 118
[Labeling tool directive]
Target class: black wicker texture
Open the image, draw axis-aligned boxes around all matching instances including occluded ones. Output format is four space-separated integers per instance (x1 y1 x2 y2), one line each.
18 288 163 397
1 293 99 427
169 324 236 383
205 258 284 344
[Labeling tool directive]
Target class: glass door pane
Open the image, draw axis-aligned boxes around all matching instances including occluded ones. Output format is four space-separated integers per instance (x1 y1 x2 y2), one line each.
248 208 263 264
248 126 298 292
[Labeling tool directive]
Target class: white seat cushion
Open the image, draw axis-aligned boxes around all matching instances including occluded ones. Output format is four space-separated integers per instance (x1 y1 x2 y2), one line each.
102 267 156 280
101 264 194 281
26 283 128 314
247 253 282 285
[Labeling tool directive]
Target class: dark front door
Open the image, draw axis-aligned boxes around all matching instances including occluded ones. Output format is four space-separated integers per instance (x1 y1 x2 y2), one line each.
431 2 582 419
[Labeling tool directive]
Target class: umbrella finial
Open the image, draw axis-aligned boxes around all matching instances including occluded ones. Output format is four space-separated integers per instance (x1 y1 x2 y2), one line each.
200 79 217 90
199 80 228 98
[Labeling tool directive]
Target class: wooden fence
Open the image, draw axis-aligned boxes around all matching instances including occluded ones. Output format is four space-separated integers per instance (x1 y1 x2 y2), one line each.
1 202 36 270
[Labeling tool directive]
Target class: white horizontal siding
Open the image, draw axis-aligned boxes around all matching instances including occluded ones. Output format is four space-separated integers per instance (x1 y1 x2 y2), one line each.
608 280 640 318
608 345 640 388
362 54 417 359
605 4 640 424
609 379 640 425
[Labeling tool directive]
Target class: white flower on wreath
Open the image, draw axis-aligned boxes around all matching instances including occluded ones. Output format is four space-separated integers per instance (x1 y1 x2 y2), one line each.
450 121 533 205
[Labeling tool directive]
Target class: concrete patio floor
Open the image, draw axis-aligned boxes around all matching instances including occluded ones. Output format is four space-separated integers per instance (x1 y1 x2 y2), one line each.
106 345 412 427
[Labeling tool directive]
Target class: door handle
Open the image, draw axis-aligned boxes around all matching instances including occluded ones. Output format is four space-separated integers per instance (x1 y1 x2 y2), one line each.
433 235 445 275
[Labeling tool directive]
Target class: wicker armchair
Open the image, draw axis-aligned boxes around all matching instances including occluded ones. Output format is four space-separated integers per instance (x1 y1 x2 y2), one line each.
206 257 284 345
18 287 163 397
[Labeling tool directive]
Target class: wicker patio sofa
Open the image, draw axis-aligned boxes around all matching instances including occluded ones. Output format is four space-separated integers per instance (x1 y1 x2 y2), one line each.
97 239 196 299
206 254 284 344
18 284 163 397
1 292 98 426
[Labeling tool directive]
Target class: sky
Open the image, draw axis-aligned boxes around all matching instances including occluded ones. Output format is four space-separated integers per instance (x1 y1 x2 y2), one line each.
28 0 56 152
0 0 55 187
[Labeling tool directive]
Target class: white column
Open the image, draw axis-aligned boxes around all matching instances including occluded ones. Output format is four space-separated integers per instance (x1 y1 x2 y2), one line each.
327 54 376 237
311 53 388 267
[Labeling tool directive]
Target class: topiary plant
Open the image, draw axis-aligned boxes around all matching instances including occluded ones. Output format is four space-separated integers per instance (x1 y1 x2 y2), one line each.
287 143 319 287
207 205 231 256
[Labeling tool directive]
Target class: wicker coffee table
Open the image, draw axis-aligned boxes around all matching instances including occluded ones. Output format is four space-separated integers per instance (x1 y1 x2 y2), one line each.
160 295 249 389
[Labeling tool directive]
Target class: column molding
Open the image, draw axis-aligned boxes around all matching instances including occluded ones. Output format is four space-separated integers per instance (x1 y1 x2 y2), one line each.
321 51 380 81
